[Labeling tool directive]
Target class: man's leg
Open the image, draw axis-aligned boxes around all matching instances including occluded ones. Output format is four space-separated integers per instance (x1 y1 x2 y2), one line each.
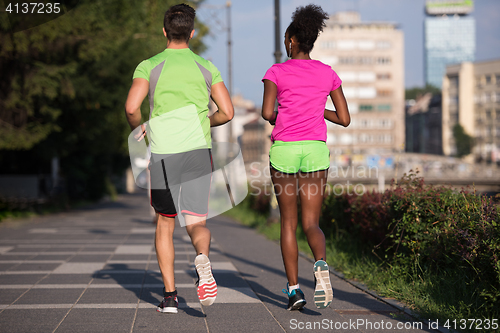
155 213 176 292
185 216 216 306
185 216 210 255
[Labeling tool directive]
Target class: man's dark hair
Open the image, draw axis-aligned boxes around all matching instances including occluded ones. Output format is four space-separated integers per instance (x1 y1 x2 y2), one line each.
286 4 328 54
164 4 196 42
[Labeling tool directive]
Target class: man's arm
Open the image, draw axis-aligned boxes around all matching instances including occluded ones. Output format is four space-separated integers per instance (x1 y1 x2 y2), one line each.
209 81 234 127
125 78 149 130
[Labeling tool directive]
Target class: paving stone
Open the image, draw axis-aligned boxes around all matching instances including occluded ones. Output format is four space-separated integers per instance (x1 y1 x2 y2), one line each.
0 309 68 333
101 263 148 270
204 304 283 333
52 263 104 274
133 308 207 332
8 263 61 272
77 288 141 304
108 254 150 261
114 245 152 254
39 274 93 285
55 308 135 332
92 273 145 285
0 263 18 271
14 288 84 305
0 274 46 285
68 255 111 263
31 254 73 261
0 289 29 304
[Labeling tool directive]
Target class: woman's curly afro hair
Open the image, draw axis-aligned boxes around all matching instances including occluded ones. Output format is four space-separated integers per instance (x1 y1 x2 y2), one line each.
286 4 328 54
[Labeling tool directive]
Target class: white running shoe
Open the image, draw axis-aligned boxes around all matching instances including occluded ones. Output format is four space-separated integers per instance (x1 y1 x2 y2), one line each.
313 260 334 309
194 253 217 306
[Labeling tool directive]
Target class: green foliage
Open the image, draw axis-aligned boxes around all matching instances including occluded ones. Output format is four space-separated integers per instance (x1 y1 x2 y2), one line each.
230 175 500 326
320 172 500 321
405 84 441 100
0 0 208 200
453 123 474 157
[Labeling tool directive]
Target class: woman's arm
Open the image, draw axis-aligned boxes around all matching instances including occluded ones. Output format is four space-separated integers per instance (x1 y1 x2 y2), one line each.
262 79 278 125
324 85 350 127
209 81 234 127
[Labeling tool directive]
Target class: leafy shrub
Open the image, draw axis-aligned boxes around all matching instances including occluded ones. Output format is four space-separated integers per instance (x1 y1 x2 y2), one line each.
247 185 272 216
320 172 500 319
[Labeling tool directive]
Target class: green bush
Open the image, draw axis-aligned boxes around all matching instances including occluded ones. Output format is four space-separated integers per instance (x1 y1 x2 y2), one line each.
231 177 500 325
320 172 500 320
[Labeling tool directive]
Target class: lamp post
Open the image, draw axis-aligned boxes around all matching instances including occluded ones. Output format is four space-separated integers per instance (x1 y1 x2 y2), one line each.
196 1 233 143
226 1 233 143
274 0 282 64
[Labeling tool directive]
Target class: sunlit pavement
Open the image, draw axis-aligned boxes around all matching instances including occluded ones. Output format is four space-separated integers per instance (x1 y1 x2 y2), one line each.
0 193 440 332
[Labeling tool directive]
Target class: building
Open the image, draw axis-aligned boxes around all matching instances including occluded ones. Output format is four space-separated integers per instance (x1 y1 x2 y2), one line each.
424 0 475 89
442 59 500 163
240 118 267 164
405 93 443 155
310 12 405 155
210 94 265 165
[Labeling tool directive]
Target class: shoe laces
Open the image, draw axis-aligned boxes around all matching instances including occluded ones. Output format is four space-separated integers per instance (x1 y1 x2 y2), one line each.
282 283 298 297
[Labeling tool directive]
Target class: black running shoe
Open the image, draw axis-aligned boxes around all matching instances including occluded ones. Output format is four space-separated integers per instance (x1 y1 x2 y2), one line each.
157 289 178 314
282 284 306 311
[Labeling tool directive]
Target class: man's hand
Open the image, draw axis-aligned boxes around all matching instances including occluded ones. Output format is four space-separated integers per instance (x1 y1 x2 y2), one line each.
209 82 234 127
133 124 147 142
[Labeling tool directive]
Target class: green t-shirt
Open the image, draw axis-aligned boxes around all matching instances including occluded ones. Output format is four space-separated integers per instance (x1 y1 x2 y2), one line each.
133 48 223 154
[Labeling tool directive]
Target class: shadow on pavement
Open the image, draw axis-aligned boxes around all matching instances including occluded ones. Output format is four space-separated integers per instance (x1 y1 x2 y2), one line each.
219 252 395 316
93 263 205 317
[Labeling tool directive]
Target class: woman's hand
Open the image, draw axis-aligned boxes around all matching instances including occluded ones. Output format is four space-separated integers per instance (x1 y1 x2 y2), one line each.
324 85 350 127
269 111 278 126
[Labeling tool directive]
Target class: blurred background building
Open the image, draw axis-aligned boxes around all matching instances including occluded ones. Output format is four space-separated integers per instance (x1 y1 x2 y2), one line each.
424 0 475 89
311 12 405 156
442 59 500 163
210 94 267 166
405 93 443 155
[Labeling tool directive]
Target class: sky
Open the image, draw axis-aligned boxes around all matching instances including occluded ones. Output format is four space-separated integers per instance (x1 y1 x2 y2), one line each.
196 0 500 104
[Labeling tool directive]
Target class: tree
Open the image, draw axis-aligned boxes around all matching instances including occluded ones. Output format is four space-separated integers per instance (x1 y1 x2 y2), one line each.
453 123 474 158
405 84 441 100
0 0 209 199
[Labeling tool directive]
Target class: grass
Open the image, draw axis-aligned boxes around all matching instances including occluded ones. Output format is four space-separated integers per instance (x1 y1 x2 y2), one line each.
224 195 499 333
0 198 105 223
0 209 37 222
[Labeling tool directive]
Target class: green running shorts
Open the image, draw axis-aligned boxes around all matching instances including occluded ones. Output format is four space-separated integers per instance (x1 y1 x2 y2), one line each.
269 140 330 174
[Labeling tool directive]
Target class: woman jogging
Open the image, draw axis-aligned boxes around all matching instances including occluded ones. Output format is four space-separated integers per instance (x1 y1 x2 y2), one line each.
261 4 350 311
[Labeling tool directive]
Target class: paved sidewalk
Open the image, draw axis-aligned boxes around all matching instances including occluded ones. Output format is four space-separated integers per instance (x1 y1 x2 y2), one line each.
0 193 436 332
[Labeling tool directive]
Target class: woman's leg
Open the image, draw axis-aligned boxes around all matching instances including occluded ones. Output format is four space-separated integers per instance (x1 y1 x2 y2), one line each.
271 168 300 286
298 170 328 261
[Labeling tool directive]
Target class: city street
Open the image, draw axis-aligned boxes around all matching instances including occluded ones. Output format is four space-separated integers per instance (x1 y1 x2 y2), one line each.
0 193 438 332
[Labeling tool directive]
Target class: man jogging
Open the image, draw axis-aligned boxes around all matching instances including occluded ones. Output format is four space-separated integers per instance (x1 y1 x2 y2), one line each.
125 3 234 314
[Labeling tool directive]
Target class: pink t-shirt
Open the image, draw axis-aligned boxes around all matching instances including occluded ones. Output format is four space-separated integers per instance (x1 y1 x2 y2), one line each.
262 59 342 142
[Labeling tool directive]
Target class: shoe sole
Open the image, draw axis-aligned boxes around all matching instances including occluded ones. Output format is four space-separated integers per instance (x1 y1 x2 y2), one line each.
156 307 178 314
313 260 333 309
195 254 217 306
288 299 306 311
